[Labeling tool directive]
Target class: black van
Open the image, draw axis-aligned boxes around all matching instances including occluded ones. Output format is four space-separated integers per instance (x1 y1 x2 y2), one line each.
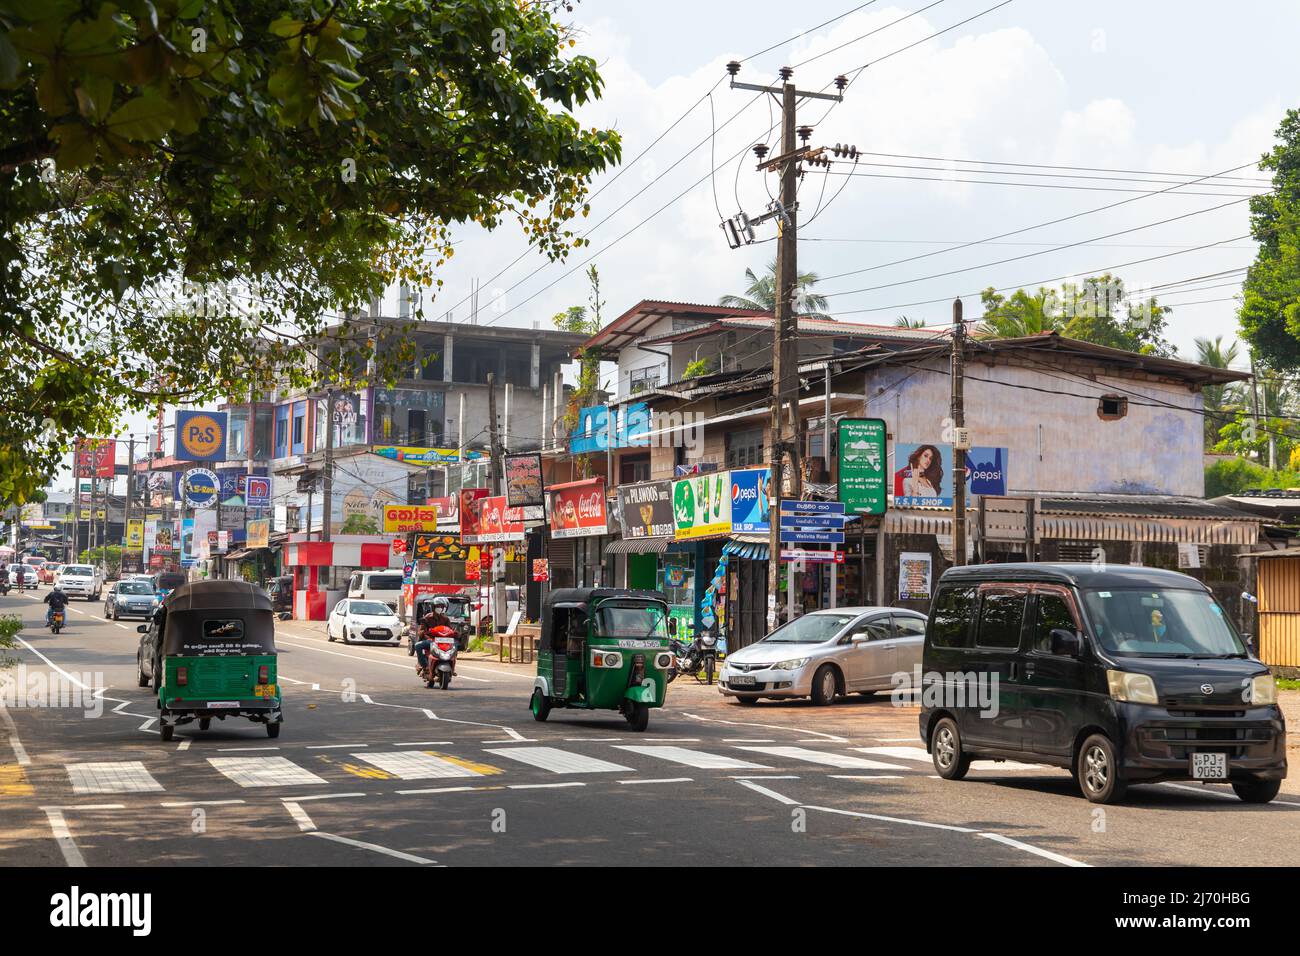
918 563 1287 804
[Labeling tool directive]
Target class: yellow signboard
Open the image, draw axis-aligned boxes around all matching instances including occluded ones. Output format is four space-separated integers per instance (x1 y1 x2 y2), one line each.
381 503 440 533
126 519 144 548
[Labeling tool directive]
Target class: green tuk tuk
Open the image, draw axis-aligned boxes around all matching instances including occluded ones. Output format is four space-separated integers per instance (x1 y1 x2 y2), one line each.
137 580 281 741
529 588 673 732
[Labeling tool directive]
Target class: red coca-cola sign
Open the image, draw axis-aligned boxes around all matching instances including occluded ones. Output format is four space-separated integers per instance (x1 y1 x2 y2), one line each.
465 495 525 544
548 478 608 539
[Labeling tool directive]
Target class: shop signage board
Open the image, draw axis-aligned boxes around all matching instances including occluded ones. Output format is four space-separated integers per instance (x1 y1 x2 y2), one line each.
547 478 609 539
673 470 731 540
837 418 887 515
180 468 219 509
459 489 489 539
729 468 771 533
174 410 228 461
381 504 440 533
75 438 116 478
780 530 845 545
779 513 849 527
465 495 526 544
781 500 845 514
504 453 545 508
373 446 486 465
616 480 673 539
780 549 845 563
893 443 1009 507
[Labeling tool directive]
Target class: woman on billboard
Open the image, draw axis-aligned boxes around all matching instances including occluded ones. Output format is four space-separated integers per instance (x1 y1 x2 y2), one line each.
894 444 943 499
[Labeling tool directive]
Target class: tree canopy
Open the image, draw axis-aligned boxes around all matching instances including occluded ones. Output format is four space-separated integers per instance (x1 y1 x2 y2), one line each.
719 259 829 315
977 274 1176 356
1238 108 1300 370
0 0 620 503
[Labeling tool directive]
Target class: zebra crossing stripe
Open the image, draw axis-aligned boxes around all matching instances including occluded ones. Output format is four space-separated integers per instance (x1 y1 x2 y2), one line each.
351 751 490 780
736 746 910 771
67 761 164 794
484 747 632 774
612 745 770 770
207 757 328 788
853 746 1044 771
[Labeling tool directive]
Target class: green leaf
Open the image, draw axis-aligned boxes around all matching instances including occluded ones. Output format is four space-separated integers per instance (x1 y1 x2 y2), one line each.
0 31 20 85
105 92 175 141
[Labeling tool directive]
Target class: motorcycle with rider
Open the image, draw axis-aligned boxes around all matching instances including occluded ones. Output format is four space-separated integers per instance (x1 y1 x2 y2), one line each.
413 597 459 689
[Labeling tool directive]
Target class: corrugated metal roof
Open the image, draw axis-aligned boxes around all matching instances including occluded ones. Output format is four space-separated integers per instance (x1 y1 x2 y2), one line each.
1038 494 1260 521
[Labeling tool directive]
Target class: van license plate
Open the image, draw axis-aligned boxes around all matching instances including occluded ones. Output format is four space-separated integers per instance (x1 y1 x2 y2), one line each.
1191 753 1228 780
730 675 755 686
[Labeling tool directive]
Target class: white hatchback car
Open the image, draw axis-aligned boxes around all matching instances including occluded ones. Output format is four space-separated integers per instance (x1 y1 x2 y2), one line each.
718 607 928 706
327 599 404 646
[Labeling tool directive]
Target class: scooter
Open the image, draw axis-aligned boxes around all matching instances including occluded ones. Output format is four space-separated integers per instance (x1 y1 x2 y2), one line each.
49 608 65 634
416 624 458 690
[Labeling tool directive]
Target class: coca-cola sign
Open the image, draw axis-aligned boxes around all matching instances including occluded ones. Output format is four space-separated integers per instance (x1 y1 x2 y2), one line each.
463 495 525 544
547 478 609 539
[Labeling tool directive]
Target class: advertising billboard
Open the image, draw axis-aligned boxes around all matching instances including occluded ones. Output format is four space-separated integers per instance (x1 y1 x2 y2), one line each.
547 478 608 539
673 470 731 540
729 468 770 533
616 480 673 539
174 410 228 462
75 438 115 478
893 443 1009 507
381 504 440 533
504 453 545 508
464 496 526 544
838 418 888 515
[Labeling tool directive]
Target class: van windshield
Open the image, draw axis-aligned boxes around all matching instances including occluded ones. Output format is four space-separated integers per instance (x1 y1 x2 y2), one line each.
1081 587 1246 658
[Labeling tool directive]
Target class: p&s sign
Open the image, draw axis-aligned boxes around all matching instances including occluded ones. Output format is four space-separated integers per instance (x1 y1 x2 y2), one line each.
175 410 228 461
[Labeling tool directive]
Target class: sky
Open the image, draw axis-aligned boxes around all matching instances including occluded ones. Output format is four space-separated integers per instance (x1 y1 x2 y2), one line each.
83 0 1300 490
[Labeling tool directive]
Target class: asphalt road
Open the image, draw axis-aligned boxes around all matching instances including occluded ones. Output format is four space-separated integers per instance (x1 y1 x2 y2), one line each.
1 585 1297 868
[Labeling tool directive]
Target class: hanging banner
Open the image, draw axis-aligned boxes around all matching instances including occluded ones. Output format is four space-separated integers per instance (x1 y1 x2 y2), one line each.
413 535 468 561
532 558 550 582
729 468 771 533
245 475 272 508
465 496 526 544
381 503 440 533
899 551 933 601
838 418 888 515
504 453 545 508
180 518 196 565
125 519 144 549
153 519 176 553
616 480 673 539
179 468 220 509
673 470 731 540
245 518 269 549
465 558 481 581
174 410 228 461
547 478 608 539
75 438 116 478
373 446 486 466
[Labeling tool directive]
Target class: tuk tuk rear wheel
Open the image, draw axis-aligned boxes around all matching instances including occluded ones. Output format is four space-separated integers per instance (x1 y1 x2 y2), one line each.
266 721 281 739
530 689 551 722
626 702 650 732
160 723 174 742
198 718 211 731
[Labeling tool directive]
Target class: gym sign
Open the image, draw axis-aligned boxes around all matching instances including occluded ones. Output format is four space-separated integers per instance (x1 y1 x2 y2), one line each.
175 410 228 461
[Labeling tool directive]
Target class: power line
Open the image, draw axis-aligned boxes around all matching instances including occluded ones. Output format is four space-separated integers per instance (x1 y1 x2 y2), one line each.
816 168 1267 197
846 150 1272 184
819 196 1254 298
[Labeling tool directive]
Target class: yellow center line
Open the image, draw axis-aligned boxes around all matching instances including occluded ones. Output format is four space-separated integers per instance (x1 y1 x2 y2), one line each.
426 752 505 776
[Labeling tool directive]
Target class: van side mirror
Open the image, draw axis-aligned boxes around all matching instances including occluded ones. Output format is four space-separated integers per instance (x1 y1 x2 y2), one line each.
1049 628 1082 657
137 624 149 633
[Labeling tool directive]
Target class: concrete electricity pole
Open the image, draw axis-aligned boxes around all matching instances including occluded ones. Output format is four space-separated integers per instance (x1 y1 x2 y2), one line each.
487 372 506 632
726 61 845 629
950 298 967 567
322 389 335 543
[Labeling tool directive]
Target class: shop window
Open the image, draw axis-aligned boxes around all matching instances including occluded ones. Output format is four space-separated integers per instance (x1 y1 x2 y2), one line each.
1097 394 1128 421
726 428 764 468
619 453 651 485
273 405 290 459
374 388 445 446
629 366 661 394
290 401 307 456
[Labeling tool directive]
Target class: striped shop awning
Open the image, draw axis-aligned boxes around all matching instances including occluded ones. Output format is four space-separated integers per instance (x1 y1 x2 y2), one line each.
723 538 770 560
883 511 970 536
1037 515 1258 545
605 537 669 555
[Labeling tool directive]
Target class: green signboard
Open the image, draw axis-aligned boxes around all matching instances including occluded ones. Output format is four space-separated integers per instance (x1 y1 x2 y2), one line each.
837 418 887 515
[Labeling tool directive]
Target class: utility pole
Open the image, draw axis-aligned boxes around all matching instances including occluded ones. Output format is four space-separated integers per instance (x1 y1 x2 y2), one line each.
322 388 335 543
486 372 505 634
951 298 967 567
125 434 135 573
727 62 845 629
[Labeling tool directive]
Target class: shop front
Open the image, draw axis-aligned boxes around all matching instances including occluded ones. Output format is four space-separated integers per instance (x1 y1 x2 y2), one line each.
545 477 610 589
283 534 402 620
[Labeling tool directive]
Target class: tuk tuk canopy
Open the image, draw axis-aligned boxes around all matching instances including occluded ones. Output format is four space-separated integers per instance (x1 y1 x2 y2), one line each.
161 580 276 657
540 588 669 652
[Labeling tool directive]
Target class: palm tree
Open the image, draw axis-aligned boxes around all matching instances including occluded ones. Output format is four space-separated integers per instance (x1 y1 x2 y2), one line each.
976 287 1064 339
719 260 829 315
894 316 927 328
1194 336 1243 445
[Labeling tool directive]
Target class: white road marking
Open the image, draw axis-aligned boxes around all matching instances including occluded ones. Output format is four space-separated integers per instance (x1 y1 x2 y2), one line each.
290 792 368 802
485 747 632 774
1158 782 1300 807
308 831 438 865
978 832 1091 866
736 779 802 805
392 741 453 747
176 740 191 752
14 637 94 689
617 777 693 786
877 737 924 742
829 775 905 780
613 745 770 770
723 738 775 743
160 799 246 807
803 804 977 833
643 737 700 742
278 630 532 683
354 751 485 780
283 801 316 831
138 717 157 732
738 746 909 771
681 711 847 742
564 737 621 742
66 761 164 795
1 704 31 765
507 782 585 790
855 746 1043 771
208 757 327 788
729 774 800 780
484 738 539 743
396 786 483 796
217 746 280 752
307 744 367 750
41 808 86 867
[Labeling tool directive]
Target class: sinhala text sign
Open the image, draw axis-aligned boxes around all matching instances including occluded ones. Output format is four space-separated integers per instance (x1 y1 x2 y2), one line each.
838 418 887 515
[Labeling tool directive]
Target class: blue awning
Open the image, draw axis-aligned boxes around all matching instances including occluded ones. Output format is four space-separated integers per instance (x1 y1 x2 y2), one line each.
723 540 769 561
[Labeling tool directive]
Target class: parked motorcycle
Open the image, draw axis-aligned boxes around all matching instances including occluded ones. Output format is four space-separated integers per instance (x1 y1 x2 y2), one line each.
49 608 65 634
667 631 719 685
416 624 459 690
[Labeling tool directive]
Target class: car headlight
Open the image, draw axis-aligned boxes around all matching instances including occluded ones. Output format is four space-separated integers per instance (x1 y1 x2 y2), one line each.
775 657 811 670
1106 669 1158 705
1249 674 1277 705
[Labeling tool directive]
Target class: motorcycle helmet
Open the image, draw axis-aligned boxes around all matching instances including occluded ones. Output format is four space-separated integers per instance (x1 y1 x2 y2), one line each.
432 597 449 611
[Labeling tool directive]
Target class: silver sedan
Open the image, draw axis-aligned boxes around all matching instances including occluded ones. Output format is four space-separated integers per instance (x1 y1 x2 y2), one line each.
718 607 928 706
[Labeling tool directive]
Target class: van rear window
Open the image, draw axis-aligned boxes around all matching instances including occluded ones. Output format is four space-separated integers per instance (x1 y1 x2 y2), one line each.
929 587 976 647
365 575 402 590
